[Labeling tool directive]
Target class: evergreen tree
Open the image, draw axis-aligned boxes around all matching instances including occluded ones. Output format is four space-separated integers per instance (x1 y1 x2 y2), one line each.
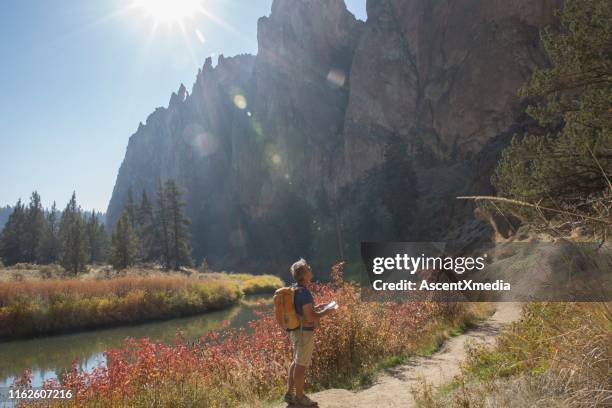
380 136 418 239
0 200 26 265
125 187 137 231
137 190 155 261
154 179 171 268
164 180 193 270
86 211 109 264
39 202 60 264
110 210 138 270
0 205 13 231
493 0 611 212
23 191 46 263
59 192 88 275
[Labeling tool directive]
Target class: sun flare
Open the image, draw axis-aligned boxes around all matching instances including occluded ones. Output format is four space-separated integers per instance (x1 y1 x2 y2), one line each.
132 0 203 25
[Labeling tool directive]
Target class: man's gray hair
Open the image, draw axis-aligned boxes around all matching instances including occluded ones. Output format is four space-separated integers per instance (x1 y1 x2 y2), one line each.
290 258 309 282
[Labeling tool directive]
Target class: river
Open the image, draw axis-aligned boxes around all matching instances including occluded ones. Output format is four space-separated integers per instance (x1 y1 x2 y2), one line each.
0 295 271 388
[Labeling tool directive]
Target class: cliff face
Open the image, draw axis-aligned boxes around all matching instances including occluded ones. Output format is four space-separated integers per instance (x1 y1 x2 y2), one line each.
339 0 562 240
107 53 257 262
344 0 559 174
236 0 363 214
107 0 563 272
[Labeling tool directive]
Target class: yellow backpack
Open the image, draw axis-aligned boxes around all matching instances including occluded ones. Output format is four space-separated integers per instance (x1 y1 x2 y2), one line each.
273 287 301 330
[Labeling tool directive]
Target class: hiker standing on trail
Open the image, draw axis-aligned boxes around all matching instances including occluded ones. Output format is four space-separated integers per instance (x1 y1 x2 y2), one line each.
282 258 335 407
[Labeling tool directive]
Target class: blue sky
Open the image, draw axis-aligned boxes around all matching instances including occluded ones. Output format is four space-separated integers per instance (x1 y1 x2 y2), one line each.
0 0 366 212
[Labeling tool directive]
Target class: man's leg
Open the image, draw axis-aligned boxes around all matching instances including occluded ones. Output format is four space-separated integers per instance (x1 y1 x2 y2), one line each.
293 332 316 406
294 364 306 397
287 361 296 395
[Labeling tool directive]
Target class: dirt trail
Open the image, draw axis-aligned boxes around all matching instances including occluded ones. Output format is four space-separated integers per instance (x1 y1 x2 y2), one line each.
280 303 522 408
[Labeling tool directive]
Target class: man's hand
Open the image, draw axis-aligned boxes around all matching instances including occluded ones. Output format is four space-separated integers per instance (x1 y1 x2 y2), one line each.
315 302 338 315
306 303 337 325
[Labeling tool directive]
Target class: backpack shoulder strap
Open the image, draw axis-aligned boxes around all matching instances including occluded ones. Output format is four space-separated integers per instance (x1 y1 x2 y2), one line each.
293 286 305 330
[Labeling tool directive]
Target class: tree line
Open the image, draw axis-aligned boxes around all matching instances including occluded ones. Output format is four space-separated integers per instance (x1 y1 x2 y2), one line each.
0 179 192 274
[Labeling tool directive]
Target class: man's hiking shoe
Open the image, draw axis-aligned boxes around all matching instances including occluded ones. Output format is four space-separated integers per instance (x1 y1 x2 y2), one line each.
294 394 318 406
283 392 295 404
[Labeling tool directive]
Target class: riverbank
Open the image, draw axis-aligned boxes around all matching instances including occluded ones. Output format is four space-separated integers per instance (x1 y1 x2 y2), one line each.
0 266 283 341
21 263 490 407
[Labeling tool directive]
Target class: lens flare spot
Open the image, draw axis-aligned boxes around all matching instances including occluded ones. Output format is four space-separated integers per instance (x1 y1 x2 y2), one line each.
184 124 218 157
326 69 346 88
233 94 247 109
195 29 206 44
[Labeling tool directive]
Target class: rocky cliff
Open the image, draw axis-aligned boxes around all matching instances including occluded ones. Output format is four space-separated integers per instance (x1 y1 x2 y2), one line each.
107 0 563 273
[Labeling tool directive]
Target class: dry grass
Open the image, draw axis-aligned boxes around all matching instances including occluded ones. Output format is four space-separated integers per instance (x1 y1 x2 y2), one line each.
413 302 612 407
0 275 232 304
0 264 283 340
415 372 569 407
0 272 280 340
199 272 284 294
0 264 284 294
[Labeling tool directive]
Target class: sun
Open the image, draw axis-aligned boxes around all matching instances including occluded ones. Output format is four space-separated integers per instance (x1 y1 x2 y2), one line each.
132 0 203 25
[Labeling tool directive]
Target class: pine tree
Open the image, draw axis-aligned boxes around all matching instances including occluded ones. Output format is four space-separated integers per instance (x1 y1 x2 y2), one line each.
110 210 138 270
137 190 155 262
0 206 12 231
154 179 171 268
39 202 60 264
86 211 109 264
59 192 88 275
126 187 137 231
164 179 193 270
0 200 27 265
493 0 611 213
23 191 46 263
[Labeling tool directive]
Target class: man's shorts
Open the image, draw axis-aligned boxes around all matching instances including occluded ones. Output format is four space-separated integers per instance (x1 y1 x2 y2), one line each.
289 330 314 367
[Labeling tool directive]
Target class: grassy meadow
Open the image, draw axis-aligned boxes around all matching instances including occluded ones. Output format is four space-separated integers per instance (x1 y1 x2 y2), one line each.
0 263 283 340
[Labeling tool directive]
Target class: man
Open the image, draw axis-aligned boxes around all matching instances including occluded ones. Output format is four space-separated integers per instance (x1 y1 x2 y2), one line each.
284 258 335 406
